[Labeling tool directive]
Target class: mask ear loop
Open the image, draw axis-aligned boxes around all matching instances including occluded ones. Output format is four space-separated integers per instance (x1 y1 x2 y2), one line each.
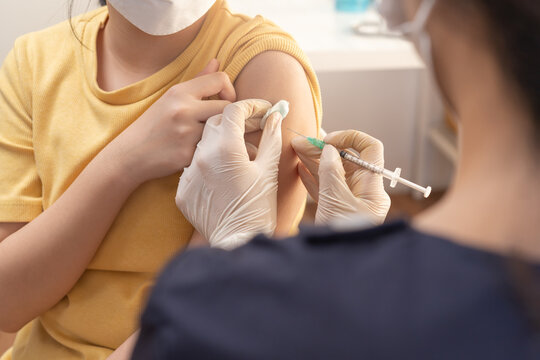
397 0 438 35
406 0 459 129
394 0 438 71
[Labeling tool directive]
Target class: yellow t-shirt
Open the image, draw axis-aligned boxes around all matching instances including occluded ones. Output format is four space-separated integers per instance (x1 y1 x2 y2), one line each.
0 1 321 359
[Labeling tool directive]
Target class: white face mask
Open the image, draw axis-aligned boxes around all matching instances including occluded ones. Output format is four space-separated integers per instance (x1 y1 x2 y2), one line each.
377 0 457 117
376 0 437 65
107 0 216 36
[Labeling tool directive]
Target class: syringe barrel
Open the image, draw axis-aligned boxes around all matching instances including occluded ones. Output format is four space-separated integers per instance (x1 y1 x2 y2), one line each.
340 150 431 197
340 151 383 174
381 169 395 180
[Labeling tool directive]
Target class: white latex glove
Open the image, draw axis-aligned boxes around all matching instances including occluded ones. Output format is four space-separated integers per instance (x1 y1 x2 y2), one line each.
176 99 283 250
291 130 391 225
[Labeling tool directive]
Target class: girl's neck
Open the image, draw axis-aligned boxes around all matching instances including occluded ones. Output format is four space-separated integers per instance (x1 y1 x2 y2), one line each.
96 5 207 90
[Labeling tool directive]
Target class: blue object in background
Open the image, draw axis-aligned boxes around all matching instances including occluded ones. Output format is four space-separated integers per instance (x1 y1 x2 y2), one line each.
336 0 373 12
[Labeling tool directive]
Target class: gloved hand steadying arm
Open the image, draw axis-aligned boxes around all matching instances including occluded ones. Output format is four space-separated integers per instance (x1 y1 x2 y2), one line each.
175 99 283 250
291 130 391 226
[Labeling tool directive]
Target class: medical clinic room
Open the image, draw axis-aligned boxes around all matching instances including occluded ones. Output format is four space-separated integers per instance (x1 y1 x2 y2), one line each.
0 0 539 359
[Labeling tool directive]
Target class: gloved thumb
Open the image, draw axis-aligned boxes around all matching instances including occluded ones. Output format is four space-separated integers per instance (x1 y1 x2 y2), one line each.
222 99 272 139
245 141 258 161
319 144 347 185
255 112 283 169
318 145 352 209
291 136 322 185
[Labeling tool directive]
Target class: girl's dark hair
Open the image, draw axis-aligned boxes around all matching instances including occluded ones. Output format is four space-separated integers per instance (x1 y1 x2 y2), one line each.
69 0 106 47
450 0 540 141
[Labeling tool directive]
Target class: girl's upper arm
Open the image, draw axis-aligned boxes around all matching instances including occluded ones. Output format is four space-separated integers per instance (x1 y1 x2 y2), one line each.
0 223 26 242
234 51 318 236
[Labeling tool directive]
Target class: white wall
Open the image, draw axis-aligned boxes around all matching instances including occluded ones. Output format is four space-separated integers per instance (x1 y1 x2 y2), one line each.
0 0 101 62
318 69 421 183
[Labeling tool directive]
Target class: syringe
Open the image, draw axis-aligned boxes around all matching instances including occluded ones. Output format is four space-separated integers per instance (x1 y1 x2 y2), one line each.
289 129 432 198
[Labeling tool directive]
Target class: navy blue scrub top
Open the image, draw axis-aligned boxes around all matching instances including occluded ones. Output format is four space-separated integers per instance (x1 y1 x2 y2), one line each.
133 221 540 360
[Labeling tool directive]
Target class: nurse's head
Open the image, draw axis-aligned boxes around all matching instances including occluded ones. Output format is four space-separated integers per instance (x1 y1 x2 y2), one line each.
398 0 539 147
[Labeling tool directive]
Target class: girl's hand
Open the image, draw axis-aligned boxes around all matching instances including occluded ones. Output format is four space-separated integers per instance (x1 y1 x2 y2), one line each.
108 60 236 185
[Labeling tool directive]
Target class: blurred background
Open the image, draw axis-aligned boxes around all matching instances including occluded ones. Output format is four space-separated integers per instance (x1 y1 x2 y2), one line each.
0 0 457 214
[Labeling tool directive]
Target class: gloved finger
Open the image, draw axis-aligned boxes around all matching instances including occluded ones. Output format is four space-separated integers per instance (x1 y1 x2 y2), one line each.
245 117 264 134
195 59 220 77
178 124 209 188
245 99 289 134
319 145 348 191
318 145 354 205
324 130 385 167
246 141 258 161
221 99 272 140
176 167 193 213
341 166 370 195
298 162 319 202
291 136 322 183
190 114 232 169
348 168 386 199
317 145 361 225
198 114 222 147
255 112 283 169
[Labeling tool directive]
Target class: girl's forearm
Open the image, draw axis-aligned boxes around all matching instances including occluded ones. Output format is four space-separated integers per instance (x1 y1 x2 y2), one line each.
0 148 141 332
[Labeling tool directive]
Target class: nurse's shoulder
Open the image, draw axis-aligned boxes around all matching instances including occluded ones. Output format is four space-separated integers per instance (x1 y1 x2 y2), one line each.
136 221 533 359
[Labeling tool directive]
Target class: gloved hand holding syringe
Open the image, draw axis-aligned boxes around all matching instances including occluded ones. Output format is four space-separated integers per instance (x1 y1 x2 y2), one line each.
259 99 432 199
287 129 432 198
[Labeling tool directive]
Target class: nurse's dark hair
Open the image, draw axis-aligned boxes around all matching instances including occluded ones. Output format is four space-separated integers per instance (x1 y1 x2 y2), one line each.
442 0 540 143
446 0 540 331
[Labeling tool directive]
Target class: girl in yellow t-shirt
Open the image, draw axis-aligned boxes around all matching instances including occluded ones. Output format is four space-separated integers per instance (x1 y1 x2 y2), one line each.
0 0 321 359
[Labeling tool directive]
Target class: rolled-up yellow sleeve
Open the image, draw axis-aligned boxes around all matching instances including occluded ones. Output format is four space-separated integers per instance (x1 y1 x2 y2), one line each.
219 19 322 132
0 41 43 222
